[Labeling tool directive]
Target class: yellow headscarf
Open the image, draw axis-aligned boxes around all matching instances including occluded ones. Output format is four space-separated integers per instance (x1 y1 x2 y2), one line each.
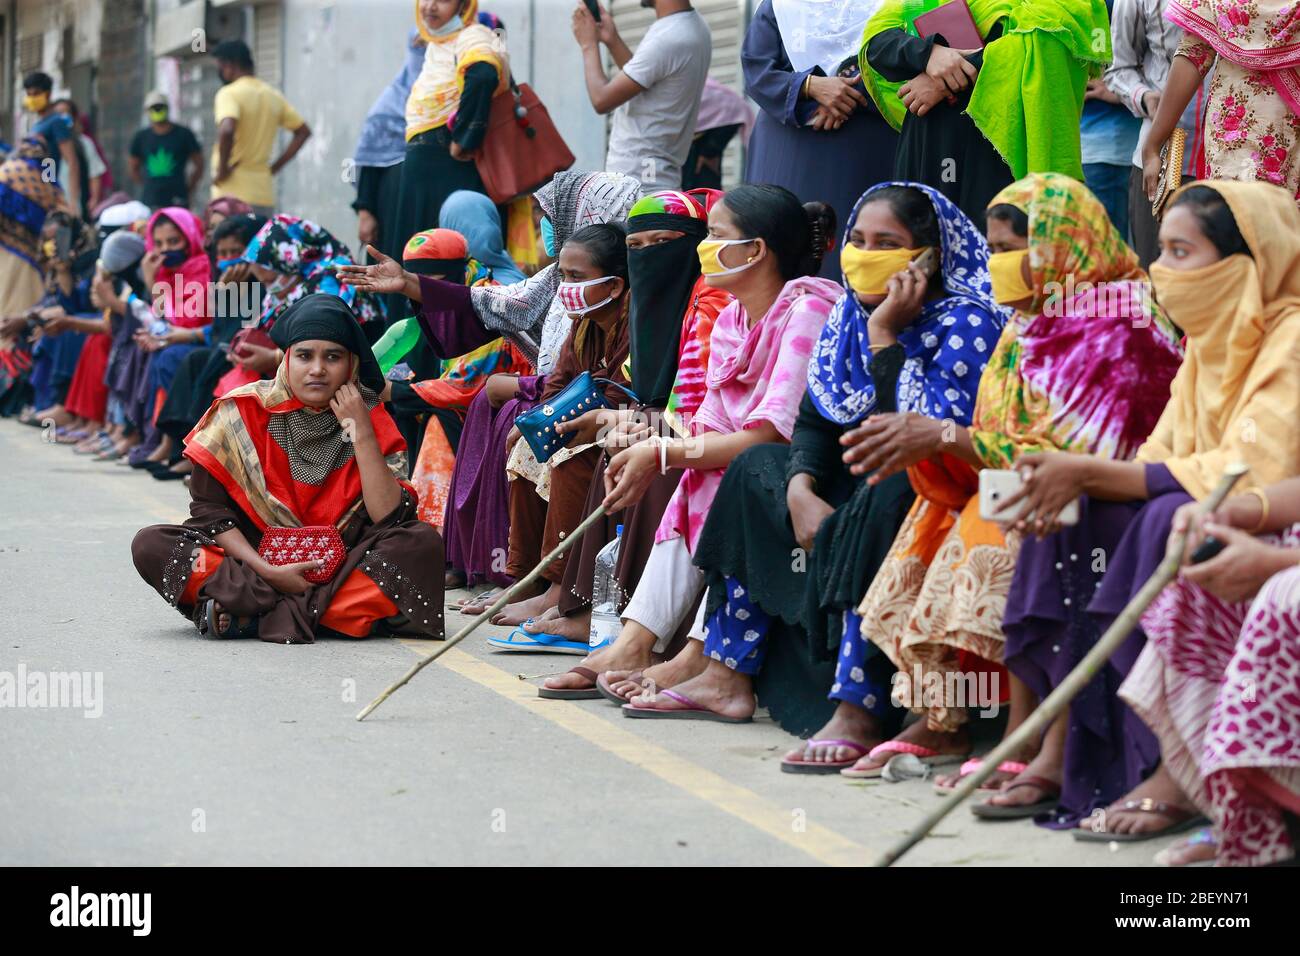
414 0 479 43
406 0 507 140
1136 180 1300 498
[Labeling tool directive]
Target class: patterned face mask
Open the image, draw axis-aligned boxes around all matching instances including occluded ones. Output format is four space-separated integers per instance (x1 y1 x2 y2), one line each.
556 276 616 317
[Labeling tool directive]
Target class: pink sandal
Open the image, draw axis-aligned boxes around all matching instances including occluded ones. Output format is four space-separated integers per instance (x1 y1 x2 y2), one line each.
932 758 1028 795
840 740 969 779
622 688 753 723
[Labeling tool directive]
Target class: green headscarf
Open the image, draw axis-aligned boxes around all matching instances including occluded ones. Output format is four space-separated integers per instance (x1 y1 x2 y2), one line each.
858 0 1111 181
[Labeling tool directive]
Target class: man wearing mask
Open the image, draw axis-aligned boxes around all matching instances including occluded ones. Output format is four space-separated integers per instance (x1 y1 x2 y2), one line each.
210 39 312 216
128 91 203 210
572 1 712 192
21 72 81 216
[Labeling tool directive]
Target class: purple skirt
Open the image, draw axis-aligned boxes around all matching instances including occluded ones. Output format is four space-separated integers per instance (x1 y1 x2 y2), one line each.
1003 464 1189 828
443 374 544 587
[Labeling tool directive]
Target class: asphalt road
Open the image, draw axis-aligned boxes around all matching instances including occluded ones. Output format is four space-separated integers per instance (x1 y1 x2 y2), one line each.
0 419 1175 866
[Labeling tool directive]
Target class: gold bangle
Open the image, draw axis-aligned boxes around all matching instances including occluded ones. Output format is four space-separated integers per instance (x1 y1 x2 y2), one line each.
1244 486 1270 534
801 74 812 99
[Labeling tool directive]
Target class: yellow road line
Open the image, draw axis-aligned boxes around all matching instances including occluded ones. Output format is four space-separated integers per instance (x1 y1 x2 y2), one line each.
399 640 873 866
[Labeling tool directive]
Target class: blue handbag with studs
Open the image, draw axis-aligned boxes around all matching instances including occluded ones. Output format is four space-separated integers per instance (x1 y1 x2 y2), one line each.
514 371 640 463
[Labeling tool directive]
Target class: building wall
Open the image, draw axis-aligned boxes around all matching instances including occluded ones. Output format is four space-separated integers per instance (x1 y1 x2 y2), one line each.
9 0 104 133
275 0 612 251
3 0 752 239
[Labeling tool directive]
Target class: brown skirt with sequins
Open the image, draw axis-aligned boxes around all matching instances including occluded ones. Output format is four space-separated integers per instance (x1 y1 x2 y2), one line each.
130 490 445 644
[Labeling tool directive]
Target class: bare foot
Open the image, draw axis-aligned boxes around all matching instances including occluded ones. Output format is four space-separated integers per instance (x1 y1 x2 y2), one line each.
629 658 755 721
933 738 1040 792
783 701 884 767
606 639 708 701
523 607 590 641
982 747 1063 808
1077 764 1200 837
490 584 558 626
841 719 969 776
542 632 658 692
36 406 71 427
207 602 252 637
455 587 504 615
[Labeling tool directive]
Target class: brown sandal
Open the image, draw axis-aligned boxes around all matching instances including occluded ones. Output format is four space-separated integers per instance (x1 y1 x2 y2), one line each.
970 775 1061 820
537 666 601 700
596 670 645 705
1073 798 1208 843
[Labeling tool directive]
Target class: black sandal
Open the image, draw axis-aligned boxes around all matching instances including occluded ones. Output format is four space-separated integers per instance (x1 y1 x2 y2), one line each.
202 599 259 639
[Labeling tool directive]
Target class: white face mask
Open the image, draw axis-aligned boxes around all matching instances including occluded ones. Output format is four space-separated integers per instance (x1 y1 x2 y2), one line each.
556 276 617 317
430 14 462 37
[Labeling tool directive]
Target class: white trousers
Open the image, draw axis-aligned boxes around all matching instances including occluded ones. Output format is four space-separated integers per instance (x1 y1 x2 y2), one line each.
621 537 708 653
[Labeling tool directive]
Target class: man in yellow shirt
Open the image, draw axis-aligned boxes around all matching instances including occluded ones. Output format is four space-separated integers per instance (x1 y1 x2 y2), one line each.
210 40 312 215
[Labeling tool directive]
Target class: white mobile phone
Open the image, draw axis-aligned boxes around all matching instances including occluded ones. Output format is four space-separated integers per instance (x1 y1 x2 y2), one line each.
979 468 1079 525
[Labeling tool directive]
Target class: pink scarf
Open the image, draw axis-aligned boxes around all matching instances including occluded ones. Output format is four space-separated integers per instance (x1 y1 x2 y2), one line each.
146 206 211 329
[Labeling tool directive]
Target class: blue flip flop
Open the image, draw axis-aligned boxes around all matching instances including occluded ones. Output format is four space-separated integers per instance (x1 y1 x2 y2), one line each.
486 623 591 655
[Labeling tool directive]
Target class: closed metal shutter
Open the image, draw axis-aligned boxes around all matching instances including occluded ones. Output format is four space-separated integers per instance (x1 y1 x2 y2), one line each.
608 0 749 187
253 1 282 89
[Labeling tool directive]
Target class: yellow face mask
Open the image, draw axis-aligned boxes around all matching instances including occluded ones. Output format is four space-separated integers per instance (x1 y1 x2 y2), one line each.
988 249 1034 305
23 92 49 113
697 237 761 277
840 245 927 296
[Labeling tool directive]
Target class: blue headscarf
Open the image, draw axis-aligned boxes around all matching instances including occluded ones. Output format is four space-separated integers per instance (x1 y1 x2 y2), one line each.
353 29 425 169
806 181 1008 426
439 189 524 285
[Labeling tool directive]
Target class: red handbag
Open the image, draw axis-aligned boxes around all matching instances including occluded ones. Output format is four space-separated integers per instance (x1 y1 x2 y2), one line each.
258 526 346 584
474 79 575 204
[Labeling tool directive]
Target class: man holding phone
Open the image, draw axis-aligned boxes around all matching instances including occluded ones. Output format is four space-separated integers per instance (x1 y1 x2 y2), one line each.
572 1 712 192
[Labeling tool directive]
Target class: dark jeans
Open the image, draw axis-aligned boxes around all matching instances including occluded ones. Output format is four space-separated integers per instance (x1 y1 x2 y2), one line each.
1083 162 1131 242
1127 165 1160 269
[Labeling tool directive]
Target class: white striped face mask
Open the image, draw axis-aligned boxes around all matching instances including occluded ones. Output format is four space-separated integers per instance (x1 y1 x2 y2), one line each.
556 276 617 317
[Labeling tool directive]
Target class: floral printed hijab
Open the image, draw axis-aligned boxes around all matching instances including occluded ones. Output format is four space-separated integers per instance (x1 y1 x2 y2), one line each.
240 214 382 329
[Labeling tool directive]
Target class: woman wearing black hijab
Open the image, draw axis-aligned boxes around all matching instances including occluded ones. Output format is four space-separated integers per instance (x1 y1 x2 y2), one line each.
131 294 445 643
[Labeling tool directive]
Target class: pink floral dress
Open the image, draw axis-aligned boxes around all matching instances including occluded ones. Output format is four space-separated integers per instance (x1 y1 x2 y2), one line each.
1177 31 1300 199
654 276 842 554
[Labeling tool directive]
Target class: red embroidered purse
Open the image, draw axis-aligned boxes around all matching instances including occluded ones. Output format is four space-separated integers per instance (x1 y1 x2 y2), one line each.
257 526 346 584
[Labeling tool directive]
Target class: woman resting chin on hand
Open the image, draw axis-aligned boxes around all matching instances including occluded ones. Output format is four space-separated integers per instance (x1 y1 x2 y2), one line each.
130 293 444 644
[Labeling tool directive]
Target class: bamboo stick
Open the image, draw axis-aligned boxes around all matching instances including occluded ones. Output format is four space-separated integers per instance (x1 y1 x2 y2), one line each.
873 463 1249 867
356 505 608 721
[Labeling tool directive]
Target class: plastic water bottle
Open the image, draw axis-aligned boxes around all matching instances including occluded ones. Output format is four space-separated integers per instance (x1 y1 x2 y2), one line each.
373 317 423 375
589 525 623 649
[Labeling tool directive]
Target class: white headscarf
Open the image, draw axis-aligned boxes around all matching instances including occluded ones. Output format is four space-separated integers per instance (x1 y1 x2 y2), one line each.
772 0 884 76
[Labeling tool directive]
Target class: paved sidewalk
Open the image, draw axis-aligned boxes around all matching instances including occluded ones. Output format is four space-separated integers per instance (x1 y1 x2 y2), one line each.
0 420 1174 866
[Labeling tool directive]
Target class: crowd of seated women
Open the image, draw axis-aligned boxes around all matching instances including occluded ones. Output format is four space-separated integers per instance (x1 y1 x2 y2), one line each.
7 164 1296 869
331 172 1299 869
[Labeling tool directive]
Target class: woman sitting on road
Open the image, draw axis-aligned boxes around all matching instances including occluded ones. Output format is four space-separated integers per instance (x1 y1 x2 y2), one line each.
546 184 840 719
131 294 444 644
